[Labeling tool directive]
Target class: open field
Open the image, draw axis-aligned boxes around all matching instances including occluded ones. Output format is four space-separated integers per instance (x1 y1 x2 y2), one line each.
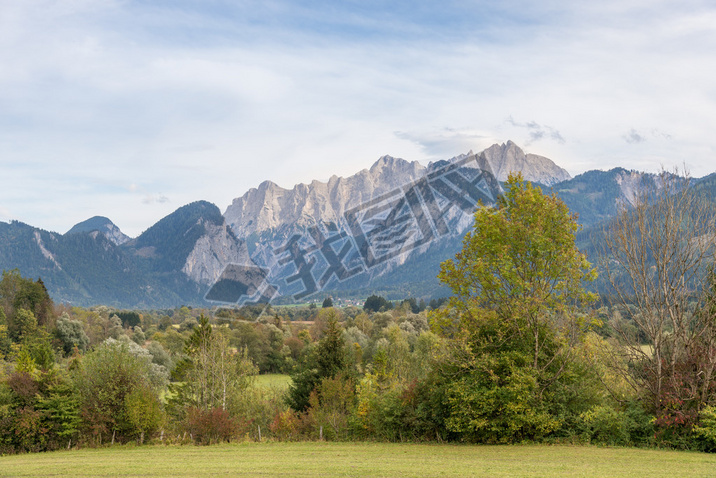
1 442 715 477
253 373 292 390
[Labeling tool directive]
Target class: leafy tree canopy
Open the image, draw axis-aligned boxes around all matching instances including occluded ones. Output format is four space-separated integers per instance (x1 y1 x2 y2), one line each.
434 173 598 442
437 173 597 342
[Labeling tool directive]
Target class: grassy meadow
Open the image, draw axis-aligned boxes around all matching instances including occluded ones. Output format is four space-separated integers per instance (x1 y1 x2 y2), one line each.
253 373 292 391
1 442 715 477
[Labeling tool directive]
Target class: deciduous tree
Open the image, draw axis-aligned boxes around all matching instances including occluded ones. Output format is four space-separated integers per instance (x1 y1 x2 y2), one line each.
55 313 89 356
178 315 257 412
602 170 716 427
72 340 163 444
434 173 597 442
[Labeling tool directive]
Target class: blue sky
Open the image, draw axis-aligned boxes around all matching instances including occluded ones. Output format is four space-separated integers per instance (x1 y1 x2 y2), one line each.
1 0 715 236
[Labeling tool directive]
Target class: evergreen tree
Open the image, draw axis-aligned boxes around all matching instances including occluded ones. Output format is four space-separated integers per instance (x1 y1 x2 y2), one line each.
288 310 348 412
363 295 392 313
316 312 346 379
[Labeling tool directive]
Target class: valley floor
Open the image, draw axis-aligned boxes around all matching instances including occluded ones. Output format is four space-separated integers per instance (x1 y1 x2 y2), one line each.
1 442 715 477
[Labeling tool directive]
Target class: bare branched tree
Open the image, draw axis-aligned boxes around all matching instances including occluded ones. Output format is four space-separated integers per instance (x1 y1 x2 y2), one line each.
602 168 716 416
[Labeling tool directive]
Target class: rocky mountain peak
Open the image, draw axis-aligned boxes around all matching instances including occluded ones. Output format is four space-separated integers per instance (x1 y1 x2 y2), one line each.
369 155 400 172
128 200 251 285
224 155 428 238
66 216 131 245
224 142 572 239
257 180 281 191
364 155 425 190
481 141 571 186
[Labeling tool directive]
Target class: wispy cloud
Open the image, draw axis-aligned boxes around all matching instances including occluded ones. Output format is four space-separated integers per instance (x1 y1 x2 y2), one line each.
142 194 170 205
651 129 673 140
624 129 646 144
623 128 673 144
394 128 490 159
506 117 566 146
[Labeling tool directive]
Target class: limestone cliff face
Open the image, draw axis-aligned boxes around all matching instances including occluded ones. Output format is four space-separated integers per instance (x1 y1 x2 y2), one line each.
101 223 131 246
482 141 571 186
129 200 256 287
33 230 62 270
614 169 651 207
224 155 426 238
223 148 513 297
181 220 252 285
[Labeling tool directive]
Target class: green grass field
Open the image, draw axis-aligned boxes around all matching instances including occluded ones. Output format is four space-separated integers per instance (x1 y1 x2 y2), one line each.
253 373 292 391
1 442 715 477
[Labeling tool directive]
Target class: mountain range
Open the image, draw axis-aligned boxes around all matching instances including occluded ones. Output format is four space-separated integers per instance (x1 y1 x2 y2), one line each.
1 141 708 308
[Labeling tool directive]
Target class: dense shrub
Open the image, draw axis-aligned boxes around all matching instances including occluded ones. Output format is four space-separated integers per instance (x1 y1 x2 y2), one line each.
579 406 630 445
72 340 164 445
694 406 716 452
269 409 301 441
184 407 239 445
575 401 654 447
230 385 286 441
303 376 355 441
